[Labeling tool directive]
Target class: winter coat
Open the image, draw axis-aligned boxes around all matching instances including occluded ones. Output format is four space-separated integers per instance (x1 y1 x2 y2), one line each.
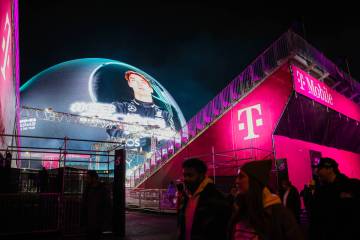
309 174 360 240
281 186 301 223
178 178 231 240
230 187 303 240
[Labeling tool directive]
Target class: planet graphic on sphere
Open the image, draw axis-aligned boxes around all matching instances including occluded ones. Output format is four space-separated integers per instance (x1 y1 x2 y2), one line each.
20 58 187 171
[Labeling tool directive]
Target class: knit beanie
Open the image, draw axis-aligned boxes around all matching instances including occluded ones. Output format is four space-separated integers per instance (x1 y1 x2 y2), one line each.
240 160 272 187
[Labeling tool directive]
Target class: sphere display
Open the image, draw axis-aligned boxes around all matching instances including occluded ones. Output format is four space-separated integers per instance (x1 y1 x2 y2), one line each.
20 58 186 176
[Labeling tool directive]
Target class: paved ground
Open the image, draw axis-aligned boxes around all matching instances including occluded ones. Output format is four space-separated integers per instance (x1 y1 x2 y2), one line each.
2 210 311 240
124 211 177 240
1 211 177 240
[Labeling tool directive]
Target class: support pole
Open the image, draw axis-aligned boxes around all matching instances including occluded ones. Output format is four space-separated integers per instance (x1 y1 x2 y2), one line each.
113 149 126 237
212 146 216 184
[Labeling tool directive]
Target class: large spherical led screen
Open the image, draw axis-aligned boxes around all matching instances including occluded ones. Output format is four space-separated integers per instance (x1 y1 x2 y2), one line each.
20 58 187 173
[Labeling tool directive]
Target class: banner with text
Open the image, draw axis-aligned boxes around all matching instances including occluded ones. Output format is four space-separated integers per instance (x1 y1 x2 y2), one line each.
291 65 360 122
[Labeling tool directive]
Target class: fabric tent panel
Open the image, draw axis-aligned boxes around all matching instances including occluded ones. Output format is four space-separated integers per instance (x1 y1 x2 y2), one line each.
275 94 360 153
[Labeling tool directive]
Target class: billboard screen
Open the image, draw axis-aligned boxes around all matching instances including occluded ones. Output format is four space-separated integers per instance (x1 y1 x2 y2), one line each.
20 59 187 174
0 0 18 153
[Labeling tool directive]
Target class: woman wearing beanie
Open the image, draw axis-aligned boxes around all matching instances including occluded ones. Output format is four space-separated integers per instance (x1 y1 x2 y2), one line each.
228 160 303 240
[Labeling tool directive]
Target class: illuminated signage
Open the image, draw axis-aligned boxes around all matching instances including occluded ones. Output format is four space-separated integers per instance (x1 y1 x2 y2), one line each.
238 104 263 140
70 102 116 118
71 101 171 130
291 64 360 122
291 65 334 107
125 138 140 148
20 59 187 175
20 118 37 131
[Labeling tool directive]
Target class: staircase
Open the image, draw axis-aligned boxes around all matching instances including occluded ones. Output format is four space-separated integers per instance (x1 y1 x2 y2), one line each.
133 30 360 188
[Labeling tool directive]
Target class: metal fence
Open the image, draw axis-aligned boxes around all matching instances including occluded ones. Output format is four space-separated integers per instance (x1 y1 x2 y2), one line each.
0 133 180 236
0 193 59 234
0 134 119 237
0 192 114 236
126 188 176 213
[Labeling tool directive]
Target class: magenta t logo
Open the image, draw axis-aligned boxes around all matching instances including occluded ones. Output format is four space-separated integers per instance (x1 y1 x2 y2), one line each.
238 104 263 140
296 70 306 90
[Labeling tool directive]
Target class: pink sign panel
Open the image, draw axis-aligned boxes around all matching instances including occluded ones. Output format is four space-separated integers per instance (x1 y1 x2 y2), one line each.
291 65 360 122
0 0 16 148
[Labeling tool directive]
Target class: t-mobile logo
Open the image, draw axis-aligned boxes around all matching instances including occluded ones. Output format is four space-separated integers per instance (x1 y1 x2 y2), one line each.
296 70 306 91
238 104 263 140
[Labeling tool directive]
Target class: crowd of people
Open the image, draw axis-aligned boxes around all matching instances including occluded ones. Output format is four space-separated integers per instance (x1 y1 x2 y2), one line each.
79 156 360 240
174 157 360 240
4 145 360 240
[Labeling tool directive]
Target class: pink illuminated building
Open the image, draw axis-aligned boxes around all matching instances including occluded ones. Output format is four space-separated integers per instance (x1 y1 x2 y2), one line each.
132 31 360 192
0 0 21 167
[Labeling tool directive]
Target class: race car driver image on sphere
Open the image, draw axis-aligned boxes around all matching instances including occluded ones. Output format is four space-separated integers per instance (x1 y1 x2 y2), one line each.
106 71 175 138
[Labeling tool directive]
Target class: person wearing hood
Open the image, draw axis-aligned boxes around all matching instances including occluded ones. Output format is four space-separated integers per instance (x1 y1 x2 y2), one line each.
177 158 231 240
229 160 303 240
309 157 360 240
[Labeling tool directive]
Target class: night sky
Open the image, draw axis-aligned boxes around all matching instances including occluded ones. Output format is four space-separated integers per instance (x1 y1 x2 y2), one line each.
19 1 360 120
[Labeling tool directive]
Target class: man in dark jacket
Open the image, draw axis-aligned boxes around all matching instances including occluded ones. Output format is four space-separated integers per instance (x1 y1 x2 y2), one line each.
38 167 49 193
310 157 360 240
178 158 231 240
280 179 301 223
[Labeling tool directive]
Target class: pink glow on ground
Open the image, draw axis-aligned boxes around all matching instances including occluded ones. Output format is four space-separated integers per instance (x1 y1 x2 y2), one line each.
274 135 360 192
